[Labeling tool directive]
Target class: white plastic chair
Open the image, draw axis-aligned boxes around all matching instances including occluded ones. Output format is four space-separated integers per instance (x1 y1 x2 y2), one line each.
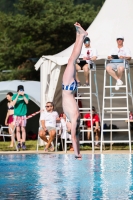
36 125 62 152
55 123 64 151
0 125 18 151
36 127 53 151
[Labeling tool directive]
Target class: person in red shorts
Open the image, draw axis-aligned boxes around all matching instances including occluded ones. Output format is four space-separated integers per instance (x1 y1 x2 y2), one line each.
84 106 100 148
12 85 29 150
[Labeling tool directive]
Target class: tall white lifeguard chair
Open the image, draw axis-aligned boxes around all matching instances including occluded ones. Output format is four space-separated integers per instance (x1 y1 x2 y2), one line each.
101 59 133 153
65 61 101 153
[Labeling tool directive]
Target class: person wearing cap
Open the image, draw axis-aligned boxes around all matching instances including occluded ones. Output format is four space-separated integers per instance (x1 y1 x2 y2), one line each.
12 85 29 150
84 106 100 148
76 37 98 86
106 35 131 90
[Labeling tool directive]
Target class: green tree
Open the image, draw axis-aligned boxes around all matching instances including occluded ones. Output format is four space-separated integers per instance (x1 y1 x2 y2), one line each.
0 0 100 81
74 0 105 8
0 0 18 13
89 0 105 9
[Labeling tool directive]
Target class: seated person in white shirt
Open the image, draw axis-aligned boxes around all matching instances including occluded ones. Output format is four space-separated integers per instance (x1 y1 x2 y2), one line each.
106 35 131 90
39 102 59 152
76 37 98 86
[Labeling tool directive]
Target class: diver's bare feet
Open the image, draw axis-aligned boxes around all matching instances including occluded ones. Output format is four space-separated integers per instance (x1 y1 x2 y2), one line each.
74 22 88 36
75 154 82 160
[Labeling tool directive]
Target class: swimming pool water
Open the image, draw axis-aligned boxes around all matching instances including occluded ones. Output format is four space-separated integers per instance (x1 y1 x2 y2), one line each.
0 154 133 200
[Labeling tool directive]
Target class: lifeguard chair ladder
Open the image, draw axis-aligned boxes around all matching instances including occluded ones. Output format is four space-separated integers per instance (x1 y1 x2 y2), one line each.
65 62 101 153
100 59 133 153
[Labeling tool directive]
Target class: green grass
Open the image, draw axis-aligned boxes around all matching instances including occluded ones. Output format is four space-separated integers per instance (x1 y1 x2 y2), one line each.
80 144 131 151
0 140 43 151
0 140 132 151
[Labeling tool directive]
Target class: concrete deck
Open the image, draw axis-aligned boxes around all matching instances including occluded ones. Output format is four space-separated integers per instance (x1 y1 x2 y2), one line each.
0 150 132 154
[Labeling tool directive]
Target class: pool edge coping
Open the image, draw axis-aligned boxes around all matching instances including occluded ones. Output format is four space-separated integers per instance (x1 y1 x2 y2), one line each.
0 150 132 154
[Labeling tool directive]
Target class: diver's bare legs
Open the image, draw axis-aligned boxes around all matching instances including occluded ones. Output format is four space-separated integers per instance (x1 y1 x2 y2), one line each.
63 22 88 85
62 22 88 159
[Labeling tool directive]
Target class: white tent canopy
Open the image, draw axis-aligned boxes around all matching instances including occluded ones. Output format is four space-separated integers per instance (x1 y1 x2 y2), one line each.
35 0 133 109
0 80 40 106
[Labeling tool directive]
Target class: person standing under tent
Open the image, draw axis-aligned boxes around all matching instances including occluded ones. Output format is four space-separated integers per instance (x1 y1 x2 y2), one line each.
5 92 14 147
76 37 98 86
106 35 131 90
62 22 88 159
12 85 29 150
